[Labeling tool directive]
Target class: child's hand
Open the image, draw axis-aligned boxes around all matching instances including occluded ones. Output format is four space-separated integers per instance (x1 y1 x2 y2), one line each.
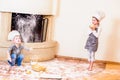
8 57 11 62
7 53 11 62
89 24 96 30
29 47 33 51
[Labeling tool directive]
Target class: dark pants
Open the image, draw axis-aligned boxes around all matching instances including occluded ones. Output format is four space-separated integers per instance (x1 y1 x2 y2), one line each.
8 53 24 66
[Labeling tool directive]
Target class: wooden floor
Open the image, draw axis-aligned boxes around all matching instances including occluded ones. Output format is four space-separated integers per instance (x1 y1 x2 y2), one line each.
56 56 120 80
89 63 120 80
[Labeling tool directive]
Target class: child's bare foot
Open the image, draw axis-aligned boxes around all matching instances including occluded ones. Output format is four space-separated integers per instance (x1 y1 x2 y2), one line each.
8 66 16 73
7 66 13 73
88 68 92 71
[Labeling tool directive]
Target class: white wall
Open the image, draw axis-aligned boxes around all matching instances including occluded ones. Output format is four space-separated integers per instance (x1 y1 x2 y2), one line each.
54 0 120 63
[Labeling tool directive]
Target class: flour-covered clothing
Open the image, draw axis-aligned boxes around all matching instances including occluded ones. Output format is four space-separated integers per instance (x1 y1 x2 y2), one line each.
7 44 30 66
85 26 101 52
8 44 29 55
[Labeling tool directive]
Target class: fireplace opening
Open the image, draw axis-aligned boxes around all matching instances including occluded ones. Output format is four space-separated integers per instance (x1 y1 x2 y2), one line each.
11 13 49 43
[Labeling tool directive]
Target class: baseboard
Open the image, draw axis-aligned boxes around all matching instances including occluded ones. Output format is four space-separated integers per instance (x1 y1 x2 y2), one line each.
55 55 120 64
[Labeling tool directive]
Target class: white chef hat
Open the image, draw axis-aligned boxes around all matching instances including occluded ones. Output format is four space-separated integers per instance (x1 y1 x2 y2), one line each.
8 30 20 41
92 11 105 21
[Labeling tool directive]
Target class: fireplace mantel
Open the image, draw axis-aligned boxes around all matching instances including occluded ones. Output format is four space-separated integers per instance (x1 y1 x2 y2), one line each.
0 12 58 62
0 0 57 15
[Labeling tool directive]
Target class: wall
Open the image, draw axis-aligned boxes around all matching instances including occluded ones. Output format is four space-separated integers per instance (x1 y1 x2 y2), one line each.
54 0 120 63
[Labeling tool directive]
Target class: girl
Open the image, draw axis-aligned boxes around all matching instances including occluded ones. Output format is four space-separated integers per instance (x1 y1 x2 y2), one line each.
85 11 105 71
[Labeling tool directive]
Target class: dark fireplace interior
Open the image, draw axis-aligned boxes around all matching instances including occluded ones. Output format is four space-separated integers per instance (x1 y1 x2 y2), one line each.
11 13 48 43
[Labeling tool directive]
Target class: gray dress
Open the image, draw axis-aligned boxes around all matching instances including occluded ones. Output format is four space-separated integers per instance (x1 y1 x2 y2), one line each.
85 28 98 52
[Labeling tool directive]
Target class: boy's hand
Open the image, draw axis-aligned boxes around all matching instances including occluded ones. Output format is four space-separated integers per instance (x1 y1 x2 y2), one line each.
8 57 11 62
29 47 33 51
7 53 11 62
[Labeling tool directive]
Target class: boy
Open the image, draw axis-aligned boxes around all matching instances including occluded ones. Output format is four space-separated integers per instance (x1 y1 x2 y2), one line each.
7 30 31 66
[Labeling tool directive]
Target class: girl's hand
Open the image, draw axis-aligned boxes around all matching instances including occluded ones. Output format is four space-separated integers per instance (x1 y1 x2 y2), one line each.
89 24 96 30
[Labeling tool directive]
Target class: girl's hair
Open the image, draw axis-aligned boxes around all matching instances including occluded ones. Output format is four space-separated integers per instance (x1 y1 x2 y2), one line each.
92 17 99 22
92 17 100 25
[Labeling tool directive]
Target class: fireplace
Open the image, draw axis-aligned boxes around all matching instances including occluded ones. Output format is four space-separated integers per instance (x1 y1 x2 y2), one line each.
0 12 58 62
11 13 48 43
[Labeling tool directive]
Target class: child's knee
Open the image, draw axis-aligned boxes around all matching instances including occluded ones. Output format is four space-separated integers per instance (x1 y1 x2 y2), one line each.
11 53 17 59
18 54 24 59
